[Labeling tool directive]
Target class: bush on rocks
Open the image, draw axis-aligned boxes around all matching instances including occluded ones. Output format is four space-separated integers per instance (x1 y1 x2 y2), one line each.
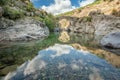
3 6 24 20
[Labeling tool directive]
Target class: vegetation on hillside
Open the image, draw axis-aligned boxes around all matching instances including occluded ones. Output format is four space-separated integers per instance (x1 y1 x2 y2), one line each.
0 0 9 6
43 14 57 32
57 0 115 17
33 13 57 32
112 9 120 17
0 0 58 32
3 6 24 20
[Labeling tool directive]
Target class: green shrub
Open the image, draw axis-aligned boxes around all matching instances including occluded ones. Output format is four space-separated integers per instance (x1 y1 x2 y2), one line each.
26 3 34 12
33 12 57 32
112 9 120 17
43 14 57 32
3 6 24 20
83 16 92 22
0 0 9 6
33 16 43 22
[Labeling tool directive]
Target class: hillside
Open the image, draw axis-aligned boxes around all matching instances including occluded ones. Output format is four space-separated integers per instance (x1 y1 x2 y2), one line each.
0 0 56 42
58 0 120 54
59 0 120 17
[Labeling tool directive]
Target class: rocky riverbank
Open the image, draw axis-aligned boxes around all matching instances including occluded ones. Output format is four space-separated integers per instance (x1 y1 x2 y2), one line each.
0 17 49 42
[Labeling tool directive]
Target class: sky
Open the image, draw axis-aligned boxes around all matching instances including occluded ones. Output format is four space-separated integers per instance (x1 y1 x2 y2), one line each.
30 0 95 15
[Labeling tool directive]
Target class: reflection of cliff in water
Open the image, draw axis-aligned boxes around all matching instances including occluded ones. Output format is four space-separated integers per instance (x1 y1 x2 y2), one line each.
58 31 70 42
69 32 96 47
58 31 120 68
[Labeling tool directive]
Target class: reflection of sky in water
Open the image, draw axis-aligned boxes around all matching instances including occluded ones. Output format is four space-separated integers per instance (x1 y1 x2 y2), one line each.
4 44 120 80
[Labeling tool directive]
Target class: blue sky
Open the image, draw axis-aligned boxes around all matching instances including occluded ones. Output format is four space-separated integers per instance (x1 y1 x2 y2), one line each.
30 0 95 15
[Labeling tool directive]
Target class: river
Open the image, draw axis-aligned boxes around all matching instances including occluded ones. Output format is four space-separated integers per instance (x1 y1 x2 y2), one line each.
0 31 120 80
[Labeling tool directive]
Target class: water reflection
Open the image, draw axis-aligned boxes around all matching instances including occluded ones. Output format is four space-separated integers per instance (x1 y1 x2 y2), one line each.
58 31 70 42
58 31 120 68
4 44 120 80
71 43 120 68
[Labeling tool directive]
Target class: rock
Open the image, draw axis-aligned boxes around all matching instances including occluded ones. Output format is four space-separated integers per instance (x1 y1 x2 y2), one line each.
25 12 31 16
101 32 120 49
0 17 49 42
0 7 3 17
88 10 102 17
30 12 34 16
35 11 41 16
0 18 15 29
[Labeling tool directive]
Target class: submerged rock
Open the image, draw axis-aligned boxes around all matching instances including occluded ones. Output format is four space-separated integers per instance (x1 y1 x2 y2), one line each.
3 44 120 80
0 17 49 42
101 32 120 49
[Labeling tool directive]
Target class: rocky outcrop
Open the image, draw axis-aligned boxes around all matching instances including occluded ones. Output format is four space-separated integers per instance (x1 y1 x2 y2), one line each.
58 11 120 43
58 10 120 55
0 18 15 29
0 0 51 42
0 17 49 42
101 32 120 49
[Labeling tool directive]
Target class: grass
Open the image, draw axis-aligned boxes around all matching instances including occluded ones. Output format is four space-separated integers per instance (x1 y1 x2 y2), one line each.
26 2 35 12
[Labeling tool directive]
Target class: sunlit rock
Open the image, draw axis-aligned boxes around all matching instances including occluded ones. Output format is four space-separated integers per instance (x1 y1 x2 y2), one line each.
59 19 70 30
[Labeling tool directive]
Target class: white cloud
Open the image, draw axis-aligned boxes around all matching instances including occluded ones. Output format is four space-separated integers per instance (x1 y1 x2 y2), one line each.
58 63 67 69
41 0 76 15
71 63 80 70
79 0 95 7
30 0 39 2
24 56 46 75
33 0 96 15
46 44 73 58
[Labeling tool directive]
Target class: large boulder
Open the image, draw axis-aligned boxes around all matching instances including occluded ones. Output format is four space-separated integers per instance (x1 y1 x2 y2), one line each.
0 17 49 42
100 32 120 49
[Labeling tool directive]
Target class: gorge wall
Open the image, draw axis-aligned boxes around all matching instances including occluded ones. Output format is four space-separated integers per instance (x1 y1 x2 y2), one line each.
58 0 120 53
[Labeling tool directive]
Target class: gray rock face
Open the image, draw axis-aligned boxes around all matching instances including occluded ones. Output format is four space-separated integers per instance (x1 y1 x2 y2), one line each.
0 17 49 42
58 11 120 43
0 18 15 29
101 32 120 49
